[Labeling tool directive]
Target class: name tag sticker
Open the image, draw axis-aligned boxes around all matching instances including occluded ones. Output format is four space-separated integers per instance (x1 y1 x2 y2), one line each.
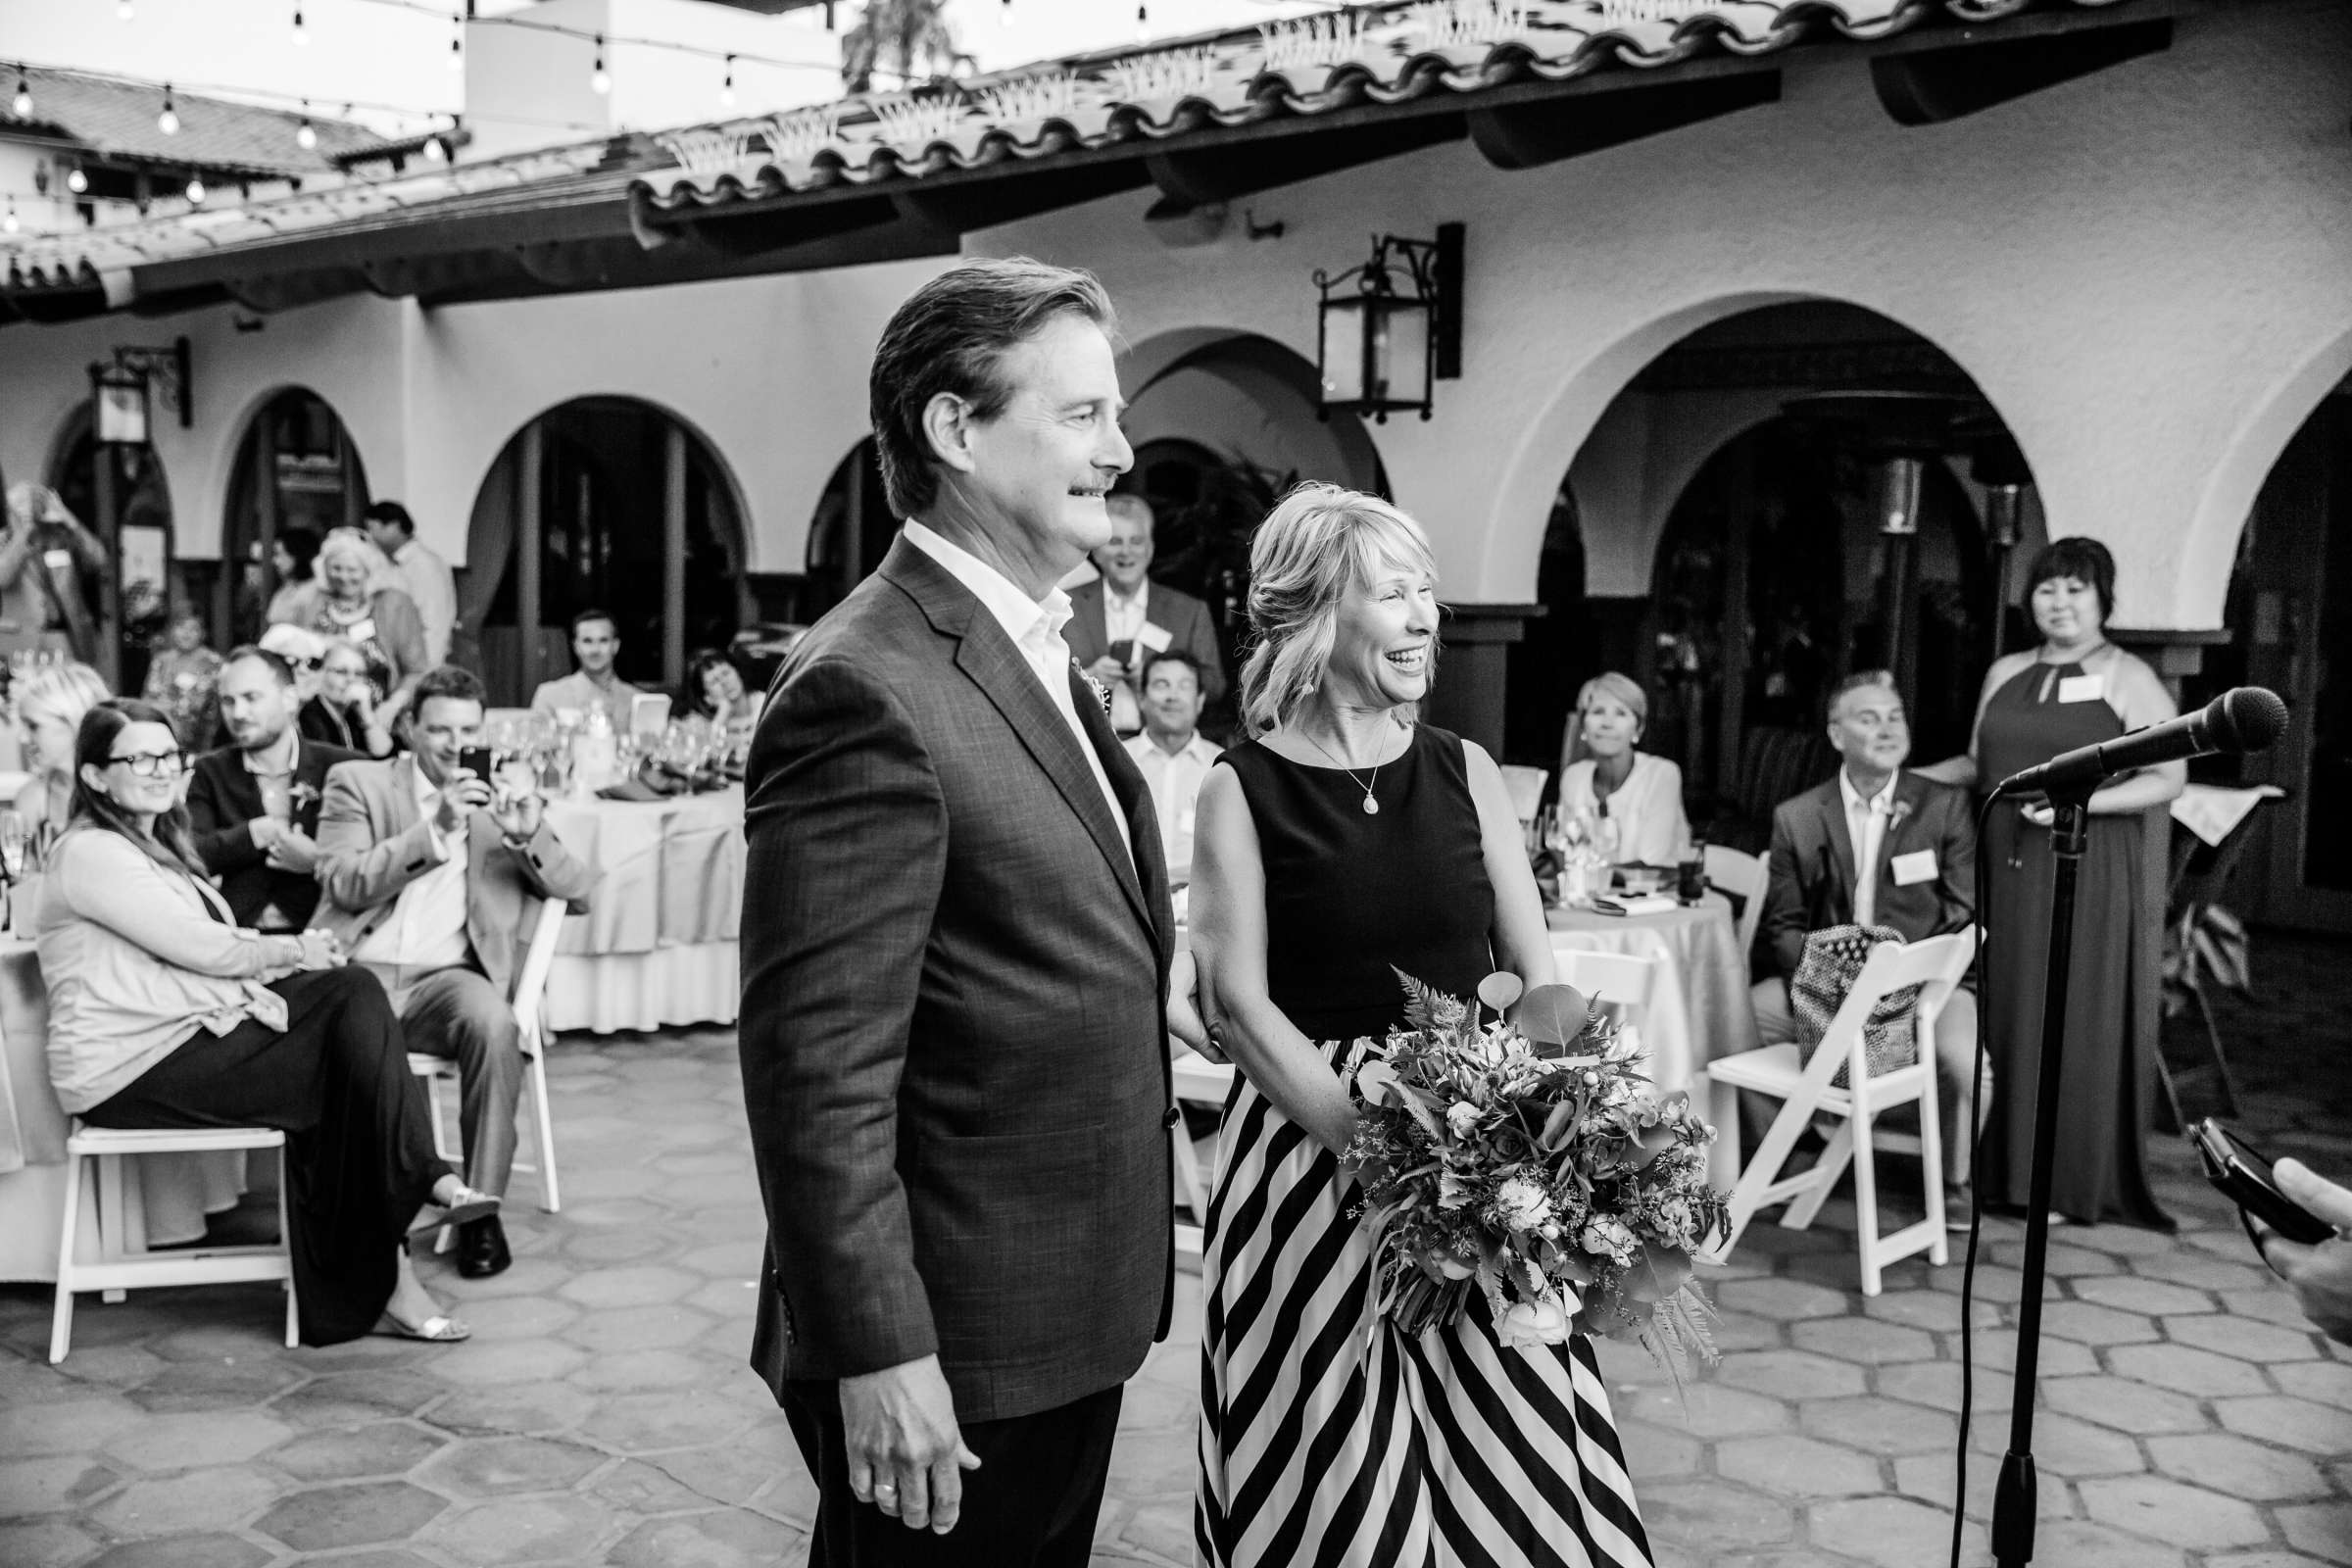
2057 673 2106 704
346 617 377 645
40 548 71 569
1891 849 1939 886
1138 621 1173 654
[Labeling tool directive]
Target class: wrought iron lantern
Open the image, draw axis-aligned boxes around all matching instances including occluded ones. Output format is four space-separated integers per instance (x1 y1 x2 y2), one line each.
1313 222 1463 422
88 338 192 446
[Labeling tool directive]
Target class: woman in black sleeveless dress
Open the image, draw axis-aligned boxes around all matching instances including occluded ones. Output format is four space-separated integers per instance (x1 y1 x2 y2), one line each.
1190 486 1653 1568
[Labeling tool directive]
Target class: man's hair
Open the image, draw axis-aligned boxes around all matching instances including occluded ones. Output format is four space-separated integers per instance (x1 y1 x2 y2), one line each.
362 501 416 536
1104 492 1154 530
223 644 297 690
1827 668 1903 723
1141 648 1205 692
569 607 617 638
868 258 1117 518
412 663 486 711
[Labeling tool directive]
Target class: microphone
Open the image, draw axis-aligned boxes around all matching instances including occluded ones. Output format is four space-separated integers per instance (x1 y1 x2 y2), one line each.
1991 686 2287 800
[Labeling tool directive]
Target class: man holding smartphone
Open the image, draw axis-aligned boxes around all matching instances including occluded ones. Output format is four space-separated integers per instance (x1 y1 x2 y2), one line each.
314 663 594 1279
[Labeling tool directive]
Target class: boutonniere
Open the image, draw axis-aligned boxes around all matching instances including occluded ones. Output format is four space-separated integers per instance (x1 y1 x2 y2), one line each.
1076 662 1112 716
1887 797 1914 832
289 781 321 812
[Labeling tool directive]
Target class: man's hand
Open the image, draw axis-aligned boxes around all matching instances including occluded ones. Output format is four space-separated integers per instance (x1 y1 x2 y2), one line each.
2261 1159 2352 1346
1166 949 1213 1058
838 1354 981 1535
490 784 545 842
1086 655 1129 688
434 773 493 835
266 825 320 874
293 929 345 971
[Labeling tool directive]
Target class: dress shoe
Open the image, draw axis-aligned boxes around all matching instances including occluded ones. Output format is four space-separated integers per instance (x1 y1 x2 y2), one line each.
457 1214 512 1279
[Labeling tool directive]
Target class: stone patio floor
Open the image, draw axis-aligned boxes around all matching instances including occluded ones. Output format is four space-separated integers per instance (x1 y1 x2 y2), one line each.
2 936 2351 1567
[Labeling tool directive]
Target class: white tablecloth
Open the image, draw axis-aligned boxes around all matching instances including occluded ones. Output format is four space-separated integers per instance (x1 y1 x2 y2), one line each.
540 788 744 1034
0 942 248 1283
1546 894 1759 1097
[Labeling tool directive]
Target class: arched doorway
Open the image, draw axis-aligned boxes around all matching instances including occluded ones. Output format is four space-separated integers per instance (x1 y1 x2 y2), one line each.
2197 373 2352 931
1505 302 2038 843
465 398 750 705
802 437 891 622
45 402 177 693
222 387 371 647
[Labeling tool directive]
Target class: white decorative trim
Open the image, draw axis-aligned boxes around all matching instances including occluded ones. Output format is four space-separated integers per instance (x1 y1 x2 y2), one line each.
1590 0 1697 23
978 71 1085 126
1102 45 1221 105
866 92 972 149
654 127 756 176
761 107 842 162
1406 0 1533 51
1257 12 1373 74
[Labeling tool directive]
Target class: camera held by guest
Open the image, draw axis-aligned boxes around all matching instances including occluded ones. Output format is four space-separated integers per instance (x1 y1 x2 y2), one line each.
1066 493 1225 737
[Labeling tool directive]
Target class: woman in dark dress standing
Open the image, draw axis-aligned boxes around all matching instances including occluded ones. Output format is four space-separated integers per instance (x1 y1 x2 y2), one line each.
1190 486 1651 1568
1919 538 2180 1227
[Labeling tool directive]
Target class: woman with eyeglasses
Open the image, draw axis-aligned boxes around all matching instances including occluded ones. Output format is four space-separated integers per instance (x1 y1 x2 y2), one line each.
37 700 495 1344
10 660 110 865
299 637 396 760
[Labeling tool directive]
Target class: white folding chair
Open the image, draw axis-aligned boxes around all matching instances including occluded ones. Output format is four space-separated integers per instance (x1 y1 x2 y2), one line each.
1498 764 1549 826
1549 942 1661 1033
1170 1051 1235 1259
52 1123 296 1362
411 897 569 1215
1703 843 1770 962
1699 928 1978 1296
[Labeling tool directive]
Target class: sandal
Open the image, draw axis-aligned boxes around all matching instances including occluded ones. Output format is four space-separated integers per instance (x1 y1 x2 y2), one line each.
408 1186 500 1239
370 1310 471 1343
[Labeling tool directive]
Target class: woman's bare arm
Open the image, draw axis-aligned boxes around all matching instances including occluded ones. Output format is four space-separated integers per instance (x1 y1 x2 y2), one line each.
1187 765 1359 1156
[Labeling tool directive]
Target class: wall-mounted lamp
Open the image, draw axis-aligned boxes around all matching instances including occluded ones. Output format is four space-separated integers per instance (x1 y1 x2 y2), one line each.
1313 221 1463 422
89 338 193 445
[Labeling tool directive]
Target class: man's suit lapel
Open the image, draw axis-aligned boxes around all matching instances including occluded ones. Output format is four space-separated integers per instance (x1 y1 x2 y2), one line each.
1818 783 1857 903
1069 665 1171 966
881 540 1153 937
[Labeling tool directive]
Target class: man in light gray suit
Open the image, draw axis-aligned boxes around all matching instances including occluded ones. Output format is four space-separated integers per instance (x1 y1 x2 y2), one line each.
315 662 594 1278
1065 493 1225 734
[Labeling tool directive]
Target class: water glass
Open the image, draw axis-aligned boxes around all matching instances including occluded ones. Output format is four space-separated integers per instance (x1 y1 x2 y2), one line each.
0 809 26 884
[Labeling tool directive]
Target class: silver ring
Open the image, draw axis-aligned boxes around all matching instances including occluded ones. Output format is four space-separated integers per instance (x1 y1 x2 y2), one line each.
873 1483 898 1496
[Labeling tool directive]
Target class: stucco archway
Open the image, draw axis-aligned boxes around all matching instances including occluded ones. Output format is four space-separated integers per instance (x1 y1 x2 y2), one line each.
221 385 372 650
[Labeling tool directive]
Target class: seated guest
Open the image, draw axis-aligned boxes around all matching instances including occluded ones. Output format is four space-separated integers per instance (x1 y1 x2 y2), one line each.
1753 669 1985 1221
530 608 640 734
1068 494 1225 735
303 636 398 760
140 611 225 751
40 699 493 1345
1558 671 1692 865
259 622 327 701
684 646 759 734
12 660 110 860
1123 650 1221 889
316 664 594 1279
186 647 362 932
307 528 429 715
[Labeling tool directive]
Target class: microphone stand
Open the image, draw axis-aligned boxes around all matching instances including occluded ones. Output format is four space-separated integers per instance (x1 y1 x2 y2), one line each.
1990 784 2092 1567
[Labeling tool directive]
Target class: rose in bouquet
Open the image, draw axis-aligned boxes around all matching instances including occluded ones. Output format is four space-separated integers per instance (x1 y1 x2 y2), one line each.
1342 967 1728 1381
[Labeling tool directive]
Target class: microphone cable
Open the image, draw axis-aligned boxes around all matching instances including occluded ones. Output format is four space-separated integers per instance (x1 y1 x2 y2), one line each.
1949 790 2002 1568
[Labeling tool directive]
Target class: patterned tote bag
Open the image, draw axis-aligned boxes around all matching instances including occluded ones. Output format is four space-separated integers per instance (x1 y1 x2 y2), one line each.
1792 923 1922 1090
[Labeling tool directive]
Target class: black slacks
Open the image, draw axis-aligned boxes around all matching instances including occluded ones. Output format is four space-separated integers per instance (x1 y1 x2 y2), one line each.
83 966 452 1346
783 1379 1122 1568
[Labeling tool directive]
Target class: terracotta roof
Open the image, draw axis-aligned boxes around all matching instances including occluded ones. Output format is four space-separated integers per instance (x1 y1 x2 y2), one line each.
1 64 400 176
1 0 2157 318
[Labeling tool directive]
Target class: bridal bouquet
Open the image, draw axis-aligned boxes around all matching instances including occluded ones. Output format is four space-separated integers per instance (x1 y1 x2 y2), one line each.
1341 968 1728 1378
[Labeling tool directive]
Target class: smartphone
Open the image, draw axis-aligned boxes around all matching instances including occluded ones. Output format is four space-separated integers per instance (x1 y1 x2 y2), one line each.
2191 1119 2334 1245
457 745 495 783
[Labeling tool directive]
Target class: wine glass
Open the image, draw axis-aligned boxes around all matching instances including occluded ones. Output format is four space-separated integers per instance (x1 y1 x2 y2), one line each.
0 809 26 883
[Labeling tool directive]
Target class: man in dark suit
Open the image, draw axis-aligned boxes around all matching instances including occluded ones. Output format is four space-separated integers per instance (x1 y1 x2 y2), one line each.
186 646 362 933
1755 668 1986 1221
741 259 1200 1564
1065 493 1224 735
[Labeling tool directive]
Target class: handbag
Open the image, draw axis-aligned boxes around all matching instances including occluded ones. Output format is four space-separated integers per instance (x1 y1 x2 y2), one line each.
1792 922 1921 1089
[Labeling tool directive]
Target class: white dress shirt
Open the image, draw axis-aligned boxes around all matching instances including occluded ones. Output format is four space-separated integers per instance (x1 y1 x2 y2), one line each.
353 762 472 976
1839 766 1899 929
1125 729 1221 886
1102 579 1150 733
391 538 459 667
903 522 1132 863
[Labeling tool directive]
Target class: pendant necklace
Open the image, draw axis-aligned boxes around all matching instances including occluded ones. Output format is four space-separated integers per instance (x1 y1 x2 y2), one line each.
1303 725 1387 814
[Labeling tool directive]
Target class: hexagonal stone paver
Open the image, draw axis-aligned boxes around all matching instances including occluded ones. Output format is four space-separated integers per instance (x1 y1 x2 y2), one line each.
2071 1276 2219 1318
2107 1341 2275 1398
2041 1374 2208 1435
80 1533 274 1568
2278 1501 2352 1564
581 1392 762 1453
1717 1434 1882 1497
426 1382 598 1438
1637 1478 1794 1550
585 1457 713 1516
268 1422 449 1482
565 1348 713 1393
1611 1419 1701 1482
557 1266 696 1310
101 1410 293 1472
1874 1358 2012 1415
1789 1315 1935 1366
447 1295 580 1343
1861 1290 1998 1333
270 1370 443 1428
419 1337 589 1387
0 1516 103 1568
1951 1326 2099 1378
425 1494 611 1567
1798 1396 1956 1455
87 1465 281 1539
2026 1518 2188 1567
1713 1277 1853 1322
254 1480 449 1551
416 1435 605 1498
559 1303 712 1353
2037 1300 2162 1347
2166 1312 2323 1365
1612 1381 1791 1439
2079 1474 2272 1551
1715 1348 1868 1401
1812 1494 1982 1568
2218 1396 2352 1456
0 1397 143 1458
2147 1432 2328 1502
0 1454 121 1515
123 1359 305 1413
608 1509 805 1568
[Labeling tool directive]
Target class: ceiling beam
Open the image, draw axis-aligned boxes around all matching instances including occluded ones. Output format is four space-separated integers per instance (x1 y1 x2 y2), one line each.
1468 71 1781 171
1873 18 2174 126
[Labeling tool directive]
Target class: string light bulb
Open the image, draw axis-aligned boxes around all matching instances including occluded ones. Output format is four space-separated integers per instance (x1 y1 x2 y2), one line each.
12 71 30 120
295 112 318 150
291 4 308 45
449 15 464 72
1001 0 1014 27
422 132 447 162
1136 3 1150 38
157 86 179 136
118 0 134 20
3 198 18 235
66 165 87 194
185 176 206 204
719 54 735 109
590 34 611 95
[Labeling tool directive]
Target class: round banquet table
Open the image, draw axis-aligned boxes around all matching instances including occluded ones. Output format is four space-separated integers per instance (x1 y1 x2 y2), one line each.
1546 892 1759 1098
540 786 745 1035
0 940 250 1282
